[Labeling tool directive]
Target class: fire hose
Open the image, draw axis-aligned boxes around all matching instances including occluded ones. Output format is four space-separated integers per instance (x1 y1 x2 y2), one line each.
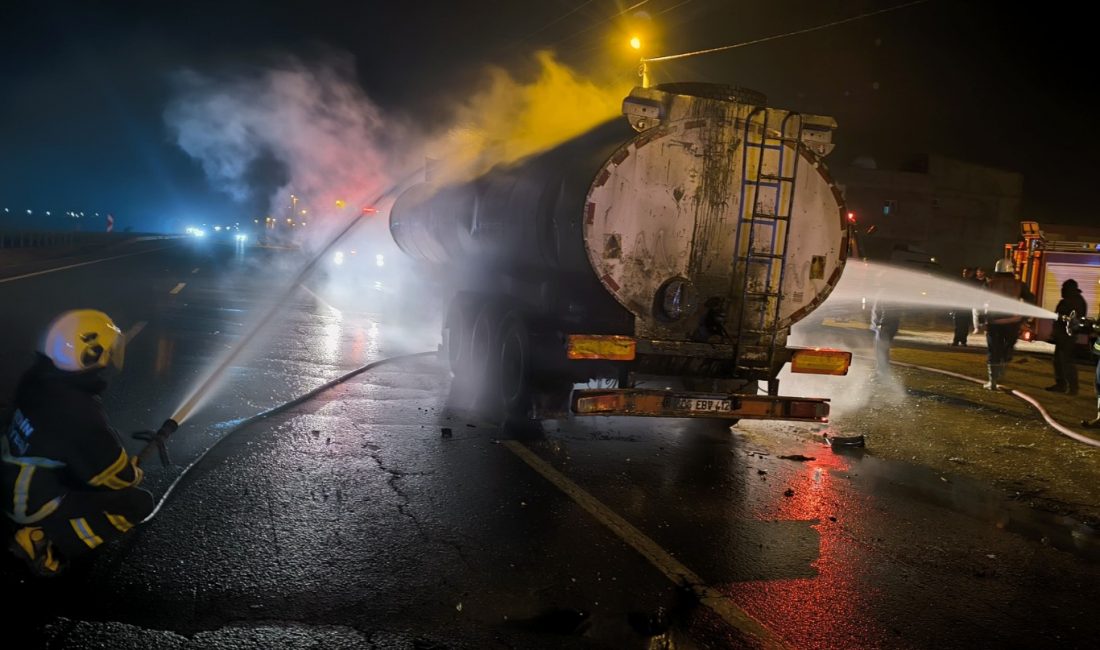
887 359 1100 449
135 351 435 523
128 174 430 521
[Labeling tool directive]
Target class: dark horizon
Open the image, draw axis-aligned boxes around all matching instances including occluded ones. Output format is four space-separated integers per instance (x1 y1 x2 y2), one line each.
1 0 1094 232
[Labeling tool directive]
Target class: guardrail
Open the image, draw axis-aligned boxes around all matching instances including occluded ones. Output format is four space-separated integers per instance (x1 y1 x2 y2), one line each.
0 232 167 249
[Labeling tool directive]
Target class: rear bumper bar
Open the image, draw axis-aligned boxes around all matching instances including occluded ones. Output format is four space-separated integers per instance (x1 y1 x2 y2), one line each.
572 389 829 422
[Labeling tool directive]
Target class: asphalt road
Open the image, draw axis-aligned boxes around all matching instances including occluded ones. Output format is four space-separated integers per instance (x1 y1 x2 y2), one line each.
2 241 1099 649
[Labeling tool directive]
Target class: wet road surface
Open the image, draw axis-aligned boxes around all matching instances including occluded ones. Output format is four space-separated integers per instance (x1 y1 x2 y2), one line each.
3 241 1100 649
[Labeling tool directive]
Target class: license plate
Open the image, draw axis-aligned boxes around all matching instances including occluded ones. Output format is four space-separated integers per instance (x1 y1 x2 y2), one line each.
674 398 732 413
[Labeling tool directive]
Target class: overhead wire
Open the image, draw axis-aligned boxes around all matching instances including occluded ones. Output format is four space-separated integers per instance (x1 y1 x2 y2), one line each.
545 0 654 49
519 0 600 41
643 0 930 63
496 0 607 55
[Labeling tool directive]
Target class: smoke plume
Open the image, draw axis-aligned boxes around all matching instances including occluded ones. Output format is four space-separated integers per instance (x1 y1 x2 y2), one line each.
429 50 632 182
164 50 631 225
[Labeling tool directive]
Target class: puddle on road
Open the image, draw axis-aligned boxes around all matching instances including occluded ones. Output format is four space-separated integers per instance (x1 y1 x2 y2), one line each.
820 442 1100 561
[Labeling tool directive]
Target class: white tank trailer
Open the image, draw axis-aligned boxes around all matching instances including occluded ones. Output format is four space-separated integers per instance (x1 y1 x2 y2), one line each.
391 83 852 422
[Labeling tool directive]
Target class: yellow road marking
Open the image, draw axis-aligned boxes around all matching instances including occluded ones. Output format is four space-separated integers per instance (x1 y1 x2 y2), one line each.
0 246 172 284
502 440 789 649
169 282 186 295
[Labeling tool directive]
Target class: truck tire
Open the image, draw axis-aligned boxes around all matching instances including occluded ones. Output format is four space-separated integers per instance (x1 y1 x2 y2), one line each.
443 294 480 378
465 304 532 421
467 301 501 386
493 311 532 419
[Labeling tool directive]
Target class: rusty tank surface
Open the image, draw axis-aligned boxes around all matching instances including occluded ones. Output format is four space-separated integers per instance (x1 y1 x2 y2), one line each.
390 82 851 422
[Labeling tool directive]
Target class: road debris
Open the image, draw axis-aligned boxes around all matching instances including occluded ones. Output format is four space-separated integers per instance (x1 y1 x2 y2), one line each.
441 427 453 439
779 454 816 462
823 433 865 447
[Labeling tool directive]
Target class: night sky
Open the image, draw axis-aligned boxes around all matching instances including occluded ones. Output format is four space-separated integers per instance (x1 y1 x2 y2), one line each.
1 0 1093 232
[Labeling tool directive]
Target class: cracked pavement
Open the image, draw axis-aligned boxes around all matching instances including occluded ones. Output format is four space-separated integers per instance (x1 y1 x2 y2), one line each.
4 242 1100 648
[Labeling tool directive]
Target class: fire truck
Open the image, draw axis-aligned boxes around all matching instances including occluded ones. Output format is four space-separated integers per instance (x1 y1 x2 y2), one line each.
1007 221 1100 345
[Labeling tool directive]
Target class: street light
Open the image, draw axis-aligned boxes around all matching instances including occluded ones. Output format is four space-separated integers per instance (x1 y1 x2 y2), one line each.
630 36 651 87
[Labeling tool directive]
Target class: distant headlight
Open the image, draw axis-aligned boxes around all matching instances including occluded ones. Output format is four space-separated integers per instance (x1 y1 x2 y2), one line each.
193 229 206 238
235 234 247 242
376 254 384 267
333 251 345 266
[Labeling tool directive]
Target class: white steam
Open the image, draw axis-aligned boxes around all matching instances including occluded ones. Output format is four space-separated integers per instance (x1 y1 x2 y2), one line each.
160 51 631 394
831 261 1057 319
164 55 400 234
164 50 630 225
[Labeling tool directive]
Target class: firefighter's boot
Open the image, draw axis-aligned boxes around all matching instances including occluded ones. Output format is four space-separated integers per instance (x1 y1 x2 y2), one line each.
9 526 64 577
983 364 998 390
1083 398 1100 429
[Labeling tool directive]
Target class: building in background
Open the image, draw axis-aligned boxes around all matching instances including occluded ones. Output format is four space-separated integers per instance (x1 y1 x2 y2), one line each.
834 154 1023 273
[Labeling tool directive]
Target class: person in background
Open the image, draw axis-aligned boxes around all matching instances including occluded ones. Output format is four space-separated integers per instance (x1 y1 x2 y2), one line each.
982 259 1035 390
971 267 989 335
870 298 901 376
1047 279 1087 395
1080 306 1100 428
1082 341 1100 428
951 267 973 346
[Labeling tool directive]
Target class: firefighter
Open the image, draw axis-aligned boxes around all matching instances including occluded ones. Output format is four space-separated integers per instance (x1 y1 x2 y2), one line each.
951 267 973 346
1047 279 1087 395
869 298 901 376
982 259 1035 390
1084 310 1100 429
2 310 154 577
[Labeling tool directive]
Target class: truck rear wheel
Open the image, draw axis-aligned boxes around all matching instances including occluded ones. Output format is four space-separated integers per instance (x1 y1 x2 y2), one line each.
493 311 531 419
467 301 501 386
464 303 533 421
443 294 480 378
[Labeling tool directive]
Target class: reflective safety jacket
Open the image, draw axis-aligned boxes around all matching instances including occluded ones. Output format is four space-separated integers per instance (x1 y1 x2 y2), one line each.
2 355 143 525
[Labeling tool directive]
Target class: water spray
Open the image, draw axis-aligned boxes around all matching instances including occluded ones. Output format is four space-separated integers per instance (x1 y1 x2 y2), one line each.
828 261 1059 320
136 175 420 466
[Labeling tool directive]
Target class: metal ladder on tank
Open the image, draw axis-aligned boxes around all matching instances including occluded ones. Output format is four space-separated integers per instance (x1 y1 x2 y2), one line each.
732 108 804 384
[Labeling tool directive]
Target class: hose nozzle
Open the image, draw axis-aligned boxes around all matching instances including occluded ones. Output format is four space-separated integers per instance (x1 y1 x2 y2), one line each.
158 418 180 437
137 418 180 467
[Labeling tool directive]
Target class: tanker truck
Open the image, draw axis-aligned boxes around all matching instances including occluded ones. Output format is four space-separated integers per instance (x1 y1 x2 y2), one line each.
390 82 852 422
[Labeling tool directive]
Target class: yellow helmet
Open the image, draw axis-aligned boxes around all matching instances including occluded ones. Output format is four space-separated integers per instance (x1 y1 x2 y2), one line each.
42 310 125 372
